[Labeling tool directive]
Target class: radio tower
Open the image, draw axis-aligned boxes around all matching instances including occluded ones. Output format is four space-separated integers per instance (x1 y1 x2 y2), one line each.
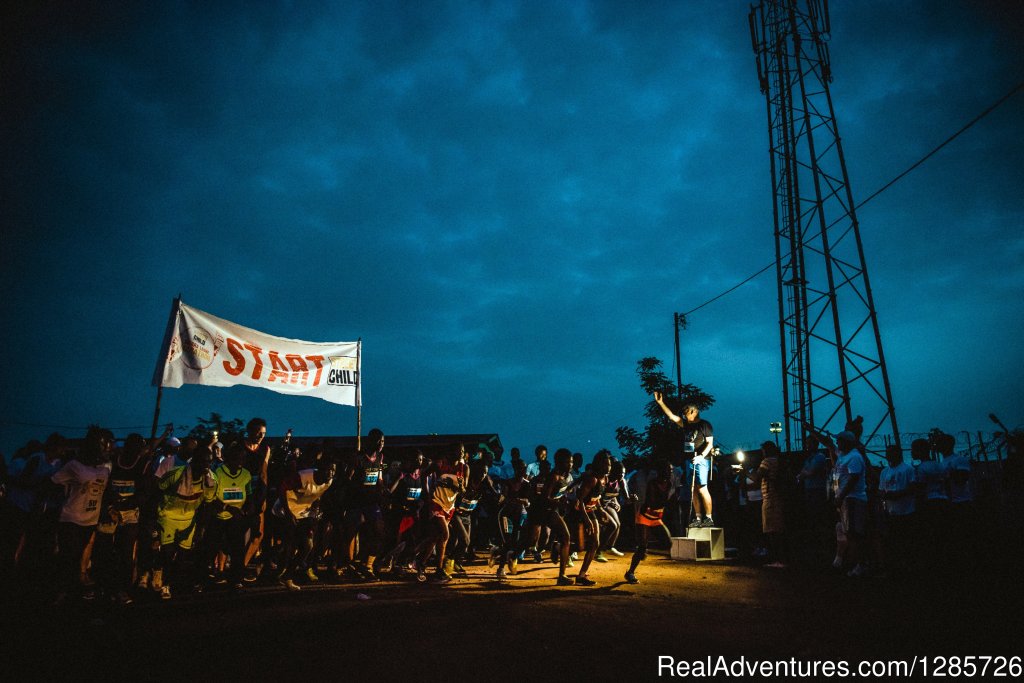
748 0 900 453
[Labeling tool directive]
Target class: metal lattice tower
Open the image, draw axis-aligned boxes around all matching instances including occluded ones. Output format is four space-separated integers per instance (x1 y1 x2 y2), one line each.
749 0 900 453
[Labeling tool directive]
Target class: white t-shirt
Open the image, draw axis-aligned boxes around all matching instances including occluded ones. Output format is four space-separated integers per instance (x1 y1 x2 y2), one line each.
835 450 868 502
284 469 331 519
51 460 112 526
916 460 949 501
945 454 973 504
879 462 916 516
154 453 188 479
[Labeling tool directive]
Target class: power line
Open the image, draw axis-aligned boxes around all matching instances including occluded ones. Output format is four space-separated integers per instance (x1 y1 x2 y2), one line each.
1 420 170 432
681 78 1024 319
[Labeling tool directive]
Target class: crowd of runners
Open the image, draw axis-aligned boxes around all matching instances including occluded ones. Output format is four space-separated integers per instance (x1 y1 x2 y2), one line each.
0 417 692 604
2 407 1021 607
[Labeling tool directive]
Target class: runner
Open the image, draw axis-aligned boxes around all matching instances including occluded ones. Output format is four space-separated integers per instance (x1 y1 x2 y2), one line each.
374 449 425 578
207 441 255 590
337 429 386 580
274 449 334 591
514 448 575 586
240 418 271 575
50 426 113 603
598 456 627 559
494 458 530 580
152 445 218 599
447 455 498 575
568 450 611 586
625 459 675 584
414 443 466 583
95 427 170 603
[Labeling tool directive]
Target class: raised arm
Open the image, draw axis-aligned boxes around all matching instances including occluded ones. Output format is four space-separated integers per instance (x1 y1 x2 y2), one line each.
653 391 682 425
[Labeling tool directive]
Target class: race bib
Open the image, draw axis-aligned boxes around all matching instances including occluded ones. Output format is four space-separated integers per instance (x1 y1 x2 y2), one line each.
457 498 479 513
363 470 381 486
683 442 696 453
111 479 136 497
119 508 140 525
222 488 245 502
405 487 422 501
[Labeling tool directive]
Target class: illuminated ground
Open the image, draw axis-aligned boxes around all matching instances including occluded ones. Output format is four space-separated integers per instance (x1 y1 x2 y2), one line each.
4 550 1020 680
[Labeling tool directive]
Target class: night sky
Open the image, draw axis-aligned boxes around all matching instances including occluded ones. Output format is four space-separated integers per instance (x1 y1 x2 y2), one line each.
2 1 1022 459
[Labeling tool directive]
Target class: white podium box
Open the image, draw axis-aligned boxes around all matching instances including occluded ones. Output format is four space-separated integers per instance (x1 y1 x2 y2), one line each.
670 528 725 561
670 537 698 560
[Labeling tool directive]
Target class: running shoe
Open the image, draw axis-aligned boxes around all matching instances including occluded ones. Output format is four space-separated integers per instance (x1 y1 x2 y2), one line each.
305 567 320 583
570 552 579 561
453 562 466 575
624 572 639 585
608 547 625 557
701 517 715 528
416 565 428 583
595 552 609 563
506 551 519 575
160 585 172 600
82 588 97 601
135 571 151 590
496 568 508 581
566 557 575 568
433 569 453 584
688 518 703 528
532 549 544 564
575 575 596 586
233 582 245 593
115 590 133 606
487 547 498 568
556 576 574 586
339 564 363 582
279 578 301 592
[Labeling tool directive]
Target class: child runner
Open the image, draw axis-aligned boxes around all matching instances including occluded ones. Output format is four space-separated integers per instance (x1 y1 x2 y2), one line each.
625 460 674 584
513 448 575 586
415 444 466 583
569 450 611 586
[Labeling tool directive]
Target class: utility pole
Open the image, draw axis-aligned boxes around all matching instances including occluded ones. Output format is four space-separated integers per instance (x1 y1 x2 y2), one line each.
674 313 687 398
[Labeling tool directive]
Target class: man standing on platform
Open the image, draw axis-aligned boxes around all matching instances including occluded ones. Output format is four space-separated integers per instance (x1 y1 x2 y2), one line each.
653 392 715 528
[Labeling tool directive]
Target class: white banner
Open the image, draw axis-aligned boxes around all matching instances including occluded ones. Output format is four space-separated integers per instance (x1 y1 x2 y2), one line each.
155 301 360 406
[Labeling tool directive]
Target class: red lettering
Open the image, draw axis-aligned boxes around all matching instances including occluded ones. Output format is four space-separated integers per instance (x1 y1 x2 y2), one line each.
267 351 290 383
286 354 309 385
243 343 264 380
222 338 245 376
305 355 326 386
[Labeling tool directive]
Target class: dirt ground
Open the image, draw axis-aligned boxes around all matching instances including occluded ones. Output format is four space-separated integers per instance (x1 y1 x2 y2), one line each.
4 548 1021 681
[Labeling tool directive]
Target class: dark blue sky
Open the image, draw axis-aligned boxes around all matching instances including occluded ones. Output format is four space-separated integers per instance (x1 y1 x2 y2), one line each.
2 1 1022 458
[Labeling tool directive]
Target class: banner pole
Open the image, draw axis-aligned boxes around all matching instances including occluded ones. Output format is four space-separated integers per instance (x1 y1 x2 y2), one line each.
356 338 362 451
150 295 182 440
150 386 163 441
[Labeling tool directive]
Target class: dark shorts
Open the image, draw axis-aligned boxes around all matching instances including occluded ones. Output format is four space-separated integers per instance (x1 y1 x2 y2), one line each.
840 498 867 537
344 504 382 527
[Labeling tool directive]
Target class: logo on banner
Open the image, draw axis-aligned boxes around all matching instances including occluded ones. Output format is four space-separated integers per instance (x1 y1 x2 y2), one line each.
327 355 358 386
181 326 224 371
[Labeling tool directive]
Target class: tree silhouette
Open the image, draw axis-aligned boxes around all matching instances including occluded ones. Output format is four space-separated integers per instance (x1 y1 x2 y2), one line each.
616 357 714 467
